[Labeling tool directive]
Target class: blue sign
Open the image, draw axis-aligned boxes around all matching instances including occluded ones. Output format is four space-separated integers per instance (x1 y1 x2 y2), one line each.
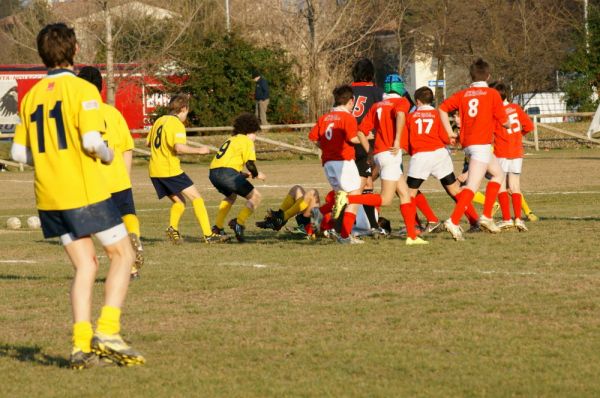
428 80 445 87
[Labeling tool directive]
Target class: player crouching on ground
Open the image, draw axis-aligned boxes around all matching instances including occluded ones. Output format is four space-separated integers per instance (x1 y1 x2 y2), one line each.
147 94 226 244
209 113 265 242
308 84 383 244
78 66 144 280
256 184 321 239
404 87 481 236
11 23 144 368
489 82 534 231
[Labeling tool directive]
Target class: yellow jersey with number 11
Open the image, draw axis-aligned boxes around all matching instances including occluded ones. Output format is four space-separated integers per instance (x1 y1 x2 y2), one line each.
13 69 108 211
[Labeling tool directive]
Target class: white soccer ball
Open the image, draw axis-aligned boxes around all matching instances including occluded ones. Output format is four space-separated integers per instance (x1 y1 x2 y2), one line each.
27 216 41 229
6 217 21 230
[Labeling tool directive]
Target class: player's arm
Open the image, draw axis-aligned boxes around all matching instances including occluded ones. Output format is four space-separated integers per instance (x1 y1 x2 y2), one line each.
11 117 33 165
391 111 406 155
82 131 114 164
358 107 376 140
245 160 265 180
492 93 510 129
518 107 534 134
174 143 209 155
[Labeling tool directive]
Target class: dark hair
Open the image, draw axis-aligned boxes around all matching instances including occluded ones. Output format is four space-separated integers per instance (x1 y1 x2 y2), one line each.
469 58 490 82
233 112 261 134
37 23 77 68
352 58 375 82
77 66 102 93
168 93 190 114
489 81 507 101
333 84 354 106
414 86 434 105
378 216 391 234
251 69 260 79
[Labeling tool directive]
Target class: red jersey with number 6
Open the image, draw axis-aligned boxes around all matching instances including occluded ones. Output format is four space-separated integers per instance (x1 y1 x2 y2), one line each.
439 82 507 147
358 94 410 156
404 105 450 155
309 107 358 164
493 102 533 159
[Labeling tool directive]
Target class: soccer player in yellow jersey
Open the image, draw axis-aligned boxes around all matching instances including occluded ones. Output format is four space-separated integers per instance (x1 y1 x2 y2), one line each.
10 23 144 369
78 66 144 279
147 94 226 243
209 113 266 242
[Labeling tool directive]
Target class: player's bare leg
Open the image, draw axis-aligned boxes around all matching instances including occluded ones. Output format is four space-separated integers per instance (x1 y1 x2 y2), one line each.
92 235 145 366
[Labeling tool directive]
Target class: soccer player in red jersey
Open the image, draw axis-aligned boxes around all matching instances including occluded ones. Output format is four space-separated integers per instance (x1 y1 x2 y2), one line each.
489 82 534 232
357 74 426 245
404 87 480 231
308 84 382 244
439 58 510 240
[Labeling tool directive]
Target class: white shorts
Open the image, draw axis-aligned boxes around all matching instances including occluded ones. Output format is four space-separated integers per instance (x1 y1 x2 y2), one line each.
60 223 128 247
497 157 523 174
323 160 362 192
407 148 454 181
373 151 403 181
464 144 493 163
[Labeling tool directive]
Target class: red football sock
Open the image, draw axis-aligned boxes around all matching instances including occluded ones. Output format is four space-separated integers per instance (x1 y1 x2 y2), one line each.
305 222 314 236
450 189 474 225
415 192 438 223
512 193 522 219
400 202 417 240
464 202 479 225
348 193 382 207
340 211 356 239
483 181 501 218
498 191 511 221
320 211 333 231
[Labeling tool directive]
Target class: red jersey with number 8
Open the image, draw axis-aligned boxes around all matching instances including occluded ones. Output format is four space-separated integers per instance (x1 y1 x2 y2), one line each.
439 82 507 147
309 108 358 164
493 102 534 159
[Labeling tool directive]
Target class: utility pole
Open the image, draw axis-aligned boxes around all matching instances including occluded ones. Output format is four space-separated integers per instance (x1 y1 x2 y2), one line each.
225 0 230 32
585 0 589 53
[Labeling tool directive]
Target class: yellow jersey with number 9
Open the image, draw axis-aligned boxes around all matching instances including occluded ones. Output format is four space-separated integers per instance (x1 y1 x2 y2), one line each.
209 134 256 172
99 103 134 193
13 70 109 211
146 115 187 177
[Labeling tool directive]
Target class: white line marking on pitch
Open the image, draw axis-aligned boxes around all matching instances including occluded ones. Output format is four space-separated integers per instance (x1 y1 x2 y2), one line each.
0 260 37 264
219 262 269 268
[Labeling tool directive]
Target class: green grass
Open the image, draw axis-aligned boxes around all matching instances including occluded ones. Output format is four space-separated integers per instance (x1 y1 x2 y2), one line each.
1 149 600 397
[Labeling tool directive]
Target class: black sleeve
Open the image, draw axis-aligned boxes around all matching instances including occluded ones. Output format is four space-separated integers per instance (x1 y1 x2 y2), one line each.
245 160 259 178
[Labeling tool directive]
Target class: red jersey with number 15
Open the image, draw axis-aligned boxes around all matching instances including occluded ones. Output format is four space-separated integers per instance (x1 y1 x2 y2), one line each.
358 94 410 155
439 82 507 147
404 105 450 155
309 107 358 164
493 102 534 159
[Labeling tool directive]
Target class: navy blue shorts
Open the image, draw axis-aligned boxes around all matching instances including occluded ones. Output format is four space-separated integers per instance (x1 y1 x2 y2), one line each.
209 167 254 197
111 188 136 216
39 198 123 239
151 173 194 199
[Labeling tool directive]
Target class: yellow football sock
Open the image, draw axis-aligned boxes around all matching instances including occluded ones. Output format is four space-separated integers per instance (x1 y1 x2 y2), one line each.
96 306 121 336
473 191 486 205
279 194 296 212
284 198 308 221
192 198 212 236
169 202 185 229
215 200 233 229
237 206 254 226
122 214 141 237
522 195 532 214
73 321 93 353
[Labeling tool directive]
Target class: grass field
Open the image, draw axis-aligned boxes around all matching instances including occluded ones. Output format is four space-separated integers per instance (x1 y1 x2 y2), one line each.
1 149 600 397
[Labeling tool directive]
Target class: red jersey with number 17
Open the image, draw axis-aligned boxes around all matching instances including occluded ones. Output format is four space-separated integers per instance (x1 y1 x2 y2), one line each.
404 105 450 155
358 94 410 155
439 82 507 147
493 102 534 159
309 107 358 165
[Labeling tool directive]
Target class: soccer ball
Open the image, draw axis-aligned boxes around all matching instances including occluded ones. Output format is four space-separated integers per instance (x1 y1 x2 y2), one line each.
27 216 41 229
6 217 21 230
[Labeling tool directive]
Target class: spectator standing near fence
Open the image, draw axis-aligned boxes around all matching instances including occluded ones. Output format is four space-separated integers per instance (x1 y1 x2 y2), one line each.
253 70 270 125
